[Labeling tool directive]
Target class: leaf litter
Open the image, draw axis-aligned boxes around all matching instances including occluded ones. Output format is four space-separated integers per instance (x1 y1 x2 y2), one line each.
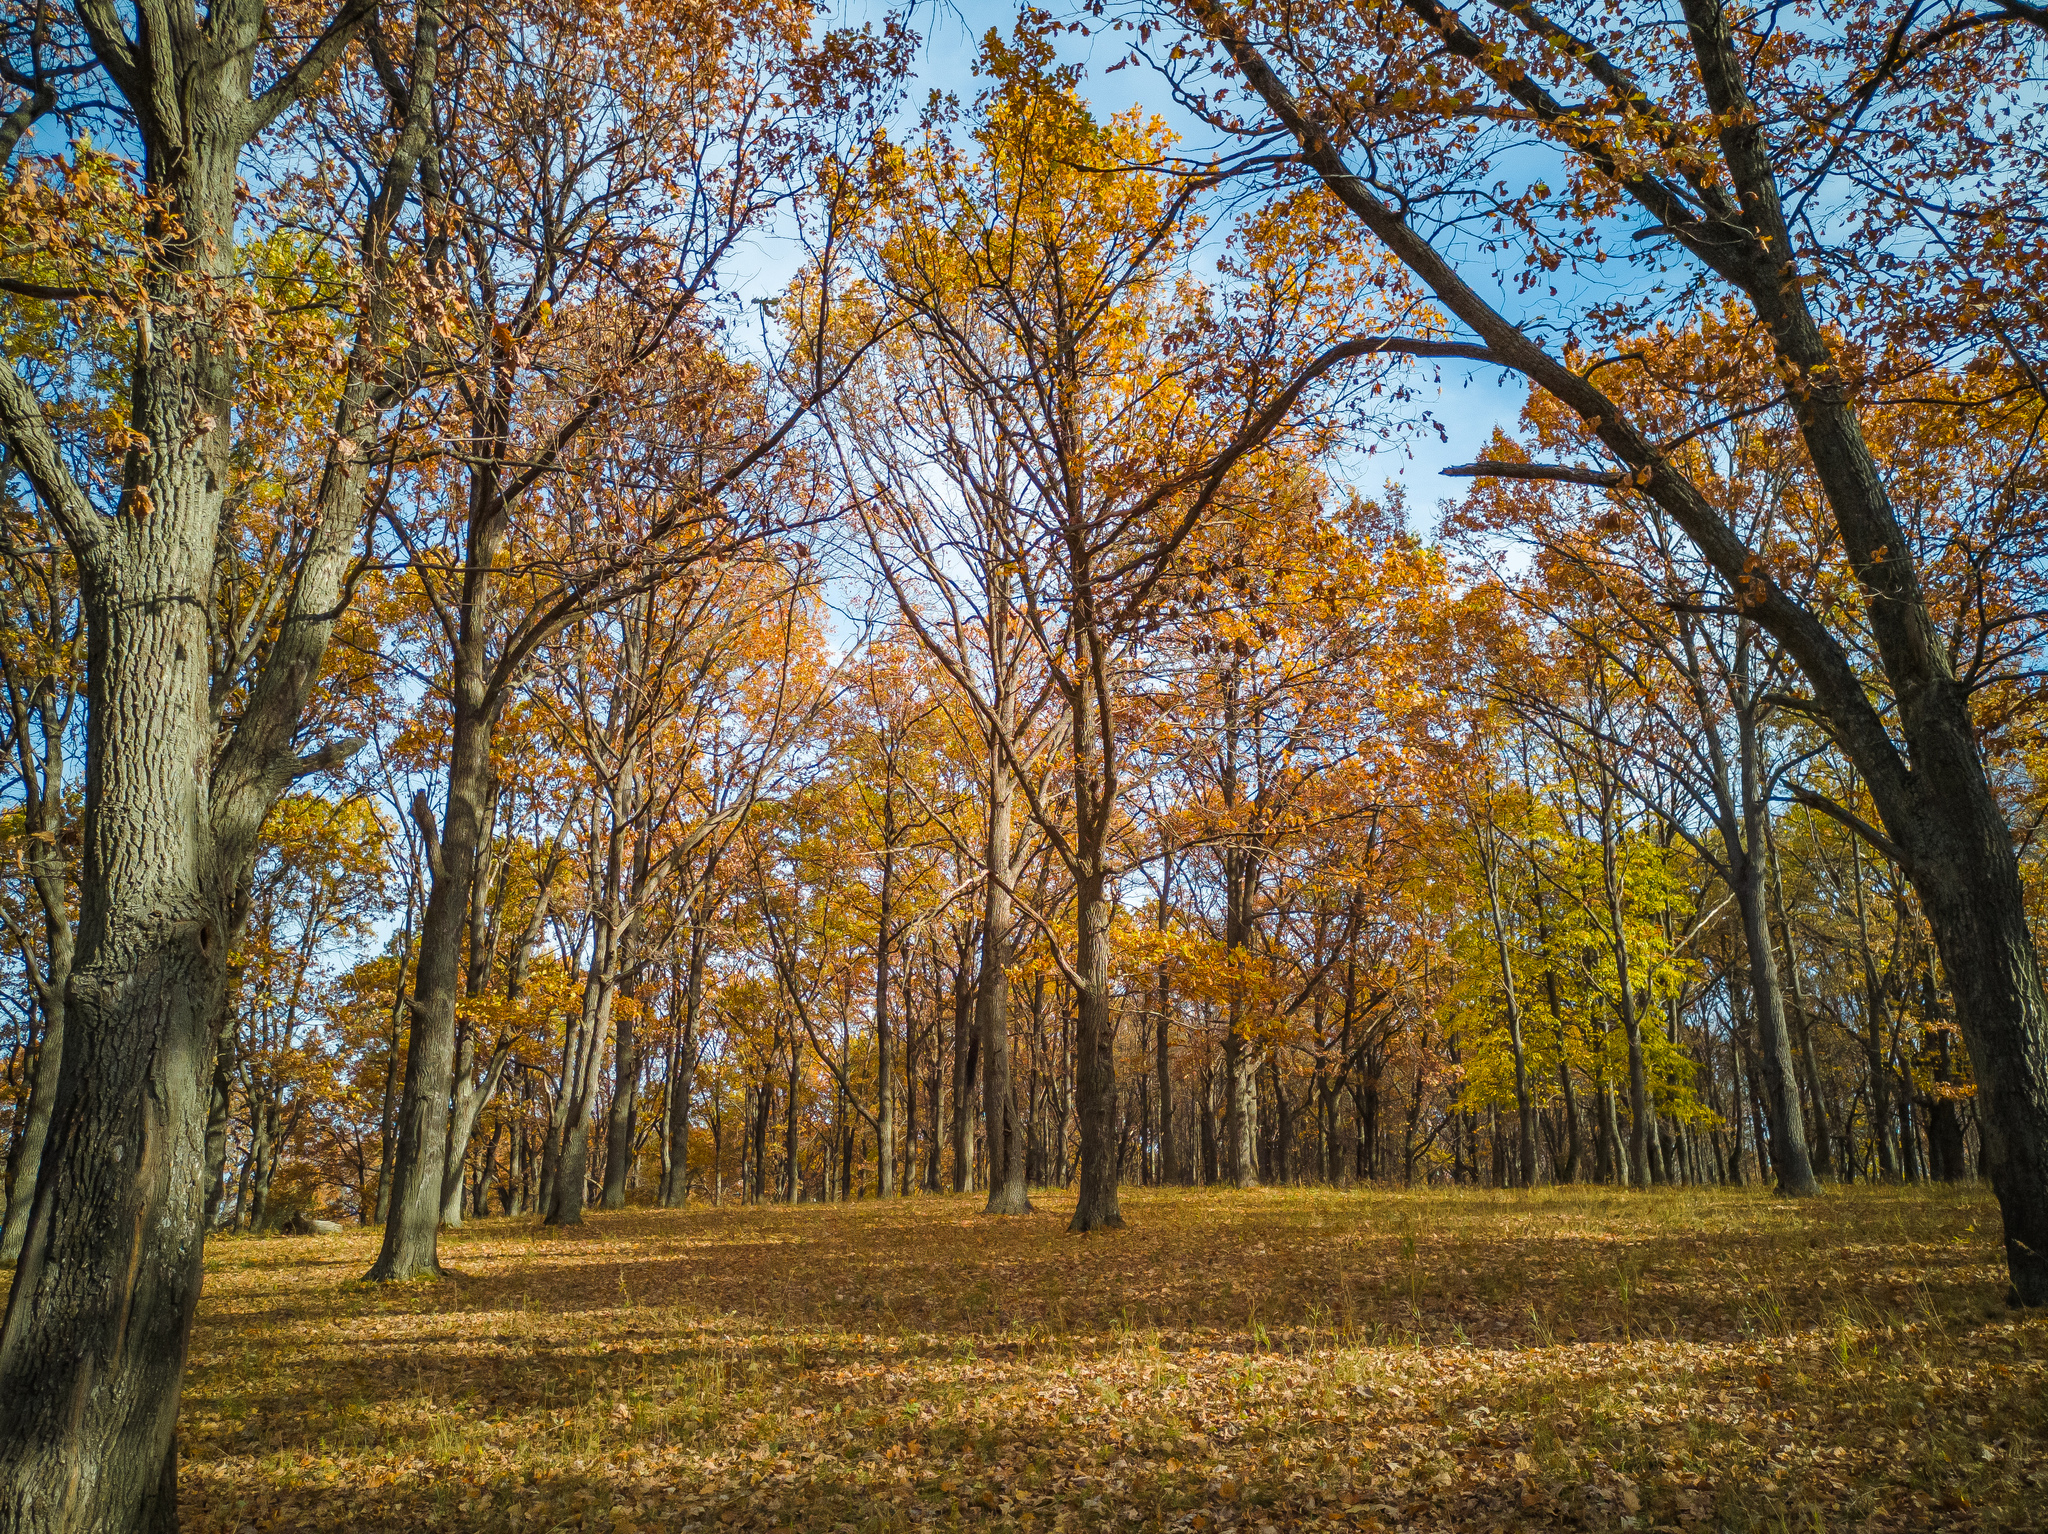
178 1185 2046 1532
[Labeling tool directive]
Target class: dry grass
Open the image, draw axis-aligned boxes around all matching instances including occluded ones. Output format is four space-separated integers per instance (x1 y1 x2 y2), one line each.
178 1185 2045 1532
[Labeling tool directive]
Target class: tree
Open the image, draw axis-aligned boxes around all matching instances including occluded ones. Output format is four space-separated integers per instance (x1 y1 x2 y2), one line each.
0 1 446 1518
851 27 1434 1228
1168 0 2048 1301
365 0 899 1277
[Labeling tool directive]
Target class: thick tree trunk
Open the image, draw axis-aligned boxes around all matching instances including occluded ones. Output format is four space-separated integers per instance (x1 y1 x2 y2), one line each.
0 0 441 1493
368 707 494 1278
600 1005 640 1210
0 174 254 1502
0 530 230 1531
1068 877 1123 1232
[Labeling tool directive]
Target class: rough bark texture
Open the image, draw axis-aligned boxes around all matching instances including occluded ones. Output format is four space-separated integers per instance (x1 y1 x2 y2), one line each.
1068 880 1123 1231
600 1007 640 1210
0 1 432 1519
368 715 493 1278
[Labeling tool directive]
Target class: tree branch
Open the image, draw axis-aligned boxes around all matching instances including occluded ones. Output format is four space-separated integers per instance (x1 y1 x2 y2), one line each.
1787 785 1908 869
246 0 381 136
1441 461 1625 487
0 361 106 563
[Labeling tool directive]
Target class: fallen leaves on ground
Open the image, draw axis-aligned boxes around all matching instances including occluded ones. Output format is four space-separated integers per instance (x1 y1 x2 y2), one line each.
178 1185 2047 1532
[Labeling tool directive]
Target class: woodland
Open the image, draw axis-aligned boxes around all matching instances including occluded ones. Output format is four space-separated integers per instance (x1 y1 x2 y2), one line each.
1 0 2047 1528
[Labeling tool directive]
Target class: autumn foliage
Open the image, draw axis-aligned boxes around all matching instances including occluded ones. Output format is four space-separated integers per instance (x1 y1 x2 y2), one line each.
3 0 2047 1527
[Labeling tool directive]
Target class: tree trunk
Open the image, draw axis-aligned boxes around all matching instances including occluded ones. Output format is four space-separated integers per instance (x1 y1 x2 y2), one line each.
1479 819 1537 1188
1200 1064 1218 1185
0 580 228 1528
600 1004 640 1210
1767 829 1833 1178
442 1035 513 1224
1596 786 1653 1187
373 935 409 1225
551 916 622 1226
0 940 69 1266
1154 852 1177 1186
783 1037 800 1203
368 703 494 1277
662 935 707 1206
1068 876 1123 1231
981 731 1031 1215
1733 856 1818 1194
1222 1014 1259 1188
950 954 977 1193
0 373 240 1521
202 1042 234 1230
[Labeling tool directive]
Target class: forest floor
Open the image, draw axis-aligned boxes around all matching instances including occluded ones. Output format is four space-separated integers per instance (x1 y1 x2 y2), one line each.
177 1185 2045 1533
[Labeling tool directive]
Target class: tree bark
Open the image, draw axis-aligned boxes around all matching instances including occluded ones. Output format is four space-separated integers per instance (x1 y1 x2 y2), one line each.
875 848 896 1200
981 695 1031 1215
552 861 627 1224
442 1035 513 1224
0 5 431 1512
0 705 73 1263
950 949 977 1193
1069 875 1124 1231
1850 839 1898 1180
368 708 494 1275
599 1004 641 1210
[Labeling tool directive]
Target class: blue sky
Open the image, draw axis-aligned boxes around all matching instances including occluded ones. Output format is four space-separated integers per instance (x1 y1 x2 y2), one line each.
731 0 1532 536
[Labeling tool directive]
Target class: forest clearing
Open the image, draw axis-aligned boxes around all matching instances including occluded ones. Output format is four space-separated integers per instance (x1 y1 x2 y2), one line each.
178 1188 2045 1533
9 0 2048 1527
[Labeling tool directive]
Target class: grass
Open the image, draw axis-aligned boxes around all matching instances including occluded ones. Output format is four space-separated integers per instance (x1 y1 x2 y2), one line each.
177 1184 2046 1532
